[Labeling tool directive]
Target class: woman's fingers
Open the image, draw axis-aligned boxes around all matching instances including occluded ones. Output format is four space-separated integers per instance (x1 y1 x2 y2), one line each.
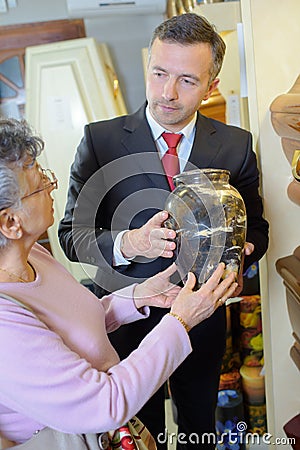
184 272 197 291
157 262 177 280
214 275 238 307
205 262 226 290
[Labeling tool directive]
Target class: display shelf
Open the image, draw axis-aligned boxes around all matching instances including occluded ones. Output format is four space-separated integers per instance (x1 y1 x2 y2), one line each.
194 1 241 32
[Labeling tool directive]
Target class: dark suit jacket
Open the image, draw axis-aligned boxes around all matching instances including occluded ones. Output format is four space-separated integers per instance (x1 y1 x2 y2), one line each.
59 103 269 292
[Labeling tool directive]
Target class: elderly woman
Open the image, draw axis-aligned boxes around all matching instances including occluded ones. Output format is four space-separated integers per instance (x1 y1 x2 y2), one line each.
0 118 237 448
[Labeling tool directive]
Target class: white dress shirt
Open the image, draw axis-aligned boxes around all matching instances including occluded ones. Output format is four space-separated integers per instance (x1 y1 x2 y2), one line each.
113 107 197 266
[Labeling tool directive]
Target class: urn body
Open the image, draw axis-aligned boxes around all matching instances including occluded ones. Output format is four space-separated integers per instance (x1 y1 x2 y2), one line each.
164 169 247 287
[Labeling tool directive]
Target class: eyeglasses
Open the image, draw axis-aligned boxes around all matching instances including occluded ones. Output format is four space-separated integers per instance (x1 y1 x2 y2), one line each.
21 167 58 200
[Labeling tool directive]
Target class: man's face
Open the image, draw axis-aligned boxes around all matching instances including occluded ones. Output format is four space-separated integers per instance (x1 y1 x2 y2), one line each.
146 39 219 132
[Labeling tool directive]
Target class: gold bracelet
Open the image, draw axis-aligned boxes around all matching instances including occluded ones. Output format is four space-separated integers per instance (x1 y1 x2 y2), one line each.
168 312 190 334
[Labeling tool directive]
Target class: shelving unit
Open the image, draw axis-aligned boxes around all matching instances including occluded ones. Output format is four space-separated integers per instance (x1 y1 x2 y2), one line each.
194 1 241 32
194 1 269 444
194 1 300 444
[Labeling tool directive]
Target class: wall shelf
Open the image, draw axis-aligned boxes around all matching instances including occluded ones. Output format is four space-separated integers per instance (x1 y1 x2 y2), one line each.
194 2 241 32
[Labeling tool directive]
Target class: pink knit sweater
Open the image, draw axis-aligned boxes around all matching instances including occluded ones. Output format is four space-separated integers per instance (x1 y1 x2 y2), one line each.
0 244 191 443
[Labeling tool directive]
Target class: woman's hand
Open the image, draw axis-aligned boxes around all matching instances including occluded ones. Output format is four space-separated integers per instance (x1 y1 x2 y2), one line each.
170 263 238 331
233 241 255 296
133 263 181 310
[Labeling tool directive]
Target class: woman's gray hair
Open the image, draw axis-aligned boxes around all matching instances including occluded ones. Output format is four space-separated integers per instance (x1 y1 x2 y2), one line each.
0 118 44 249
148 13 226 85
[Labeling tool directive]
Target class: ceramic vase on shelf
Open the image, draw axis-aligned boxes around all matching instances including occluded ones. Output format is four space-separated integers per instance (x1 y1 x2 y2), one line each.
215 389 246 450
164 169 247 288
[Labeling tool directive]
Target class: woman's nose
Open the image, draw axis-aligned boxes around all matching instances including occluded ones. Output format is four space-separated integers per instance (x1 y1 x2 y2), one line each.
48 182 56 194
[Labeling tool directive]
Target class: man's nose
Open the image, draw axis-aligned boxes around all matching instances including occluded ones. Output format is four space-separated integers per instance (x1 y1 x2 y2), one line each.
162 77 178 101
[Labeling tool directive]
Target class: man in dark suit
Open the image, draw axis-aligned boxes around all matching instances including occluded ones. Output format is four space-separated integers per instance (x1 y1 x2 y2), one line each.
59 13 269 450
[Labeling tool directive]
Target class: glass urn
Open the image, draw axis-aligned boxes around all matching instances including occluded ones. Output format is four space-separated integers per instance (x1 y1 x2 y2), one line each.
164 169 247 288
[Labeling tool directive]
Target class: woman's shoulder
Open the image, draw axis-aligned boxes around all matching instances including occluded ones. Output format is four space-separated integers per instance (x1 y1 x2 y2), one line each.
30 243 71 278
31 242 52 257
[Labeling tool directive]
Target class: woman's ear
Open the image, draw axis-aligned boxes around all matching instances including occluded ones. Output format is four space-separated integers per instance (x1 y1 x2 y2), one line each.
0 209 22 240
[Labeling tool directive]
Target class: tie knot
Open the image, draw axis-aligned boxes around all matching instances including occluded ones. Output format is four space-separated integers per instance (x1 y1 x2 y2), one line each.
162 132 182 149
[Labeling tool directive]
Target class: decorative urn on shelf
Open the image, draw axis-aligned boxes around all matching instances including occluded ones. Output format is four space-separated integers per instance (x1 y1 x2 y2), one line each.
164 168 247 288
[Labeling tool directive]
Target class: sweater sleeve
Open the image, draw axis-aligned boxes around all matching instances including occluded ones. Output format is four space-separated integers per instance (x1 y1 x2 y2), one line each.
0 300 191 435
99 284 150 333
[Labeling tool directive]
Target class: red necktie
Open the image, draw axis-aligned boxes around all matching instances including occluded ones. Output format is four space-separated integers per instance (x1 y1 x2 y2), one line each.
161 132 182 190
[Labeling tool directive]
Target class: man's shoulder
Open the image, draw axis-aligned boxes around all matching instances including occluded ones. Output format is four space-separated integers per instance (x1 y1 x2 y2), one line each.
198 113 251 138
88 113 127 130
88 103 146 133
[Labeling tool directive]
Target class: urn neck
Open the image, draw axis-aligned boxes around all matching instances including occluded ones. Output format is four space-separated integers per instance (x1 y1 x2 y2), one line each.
173 169 230 188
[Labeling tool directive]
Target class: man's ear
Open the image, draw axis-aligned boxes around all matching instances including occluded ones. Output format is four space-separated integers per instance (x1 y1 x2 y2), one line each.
0 209 22 240
203 78 220 102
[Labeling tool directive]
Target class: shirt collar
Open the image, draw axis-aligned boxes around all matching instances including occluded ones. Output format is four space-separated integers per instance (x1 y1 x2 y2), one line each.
146 105 197 142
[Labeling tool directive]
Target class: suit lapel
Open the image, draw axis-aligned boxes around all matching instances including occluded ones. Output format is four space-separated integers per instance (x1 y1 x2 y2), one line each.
188 113 223 170
120 104 170 191
117 108 223 190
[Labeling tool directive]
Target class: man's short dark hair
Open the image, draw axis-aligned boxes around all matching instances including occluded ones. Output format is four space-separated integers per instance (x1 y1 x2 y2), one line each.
149 13 226 83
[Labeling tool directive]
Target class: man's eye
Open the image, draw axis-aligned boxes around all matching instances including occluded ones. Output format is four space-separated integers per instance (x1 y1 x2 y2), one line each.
154 71 165 78
182 78 196 86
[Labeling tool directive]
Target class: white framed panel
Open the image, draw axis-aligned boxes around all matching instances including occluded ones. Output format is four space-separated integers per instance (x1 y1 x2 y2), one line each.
25 37 127 281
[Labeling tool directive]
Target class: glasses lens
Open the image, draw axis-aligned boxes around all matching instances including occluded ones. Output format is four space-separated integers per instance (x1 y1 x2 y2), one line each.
42 169 57 188
21 167 57 200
